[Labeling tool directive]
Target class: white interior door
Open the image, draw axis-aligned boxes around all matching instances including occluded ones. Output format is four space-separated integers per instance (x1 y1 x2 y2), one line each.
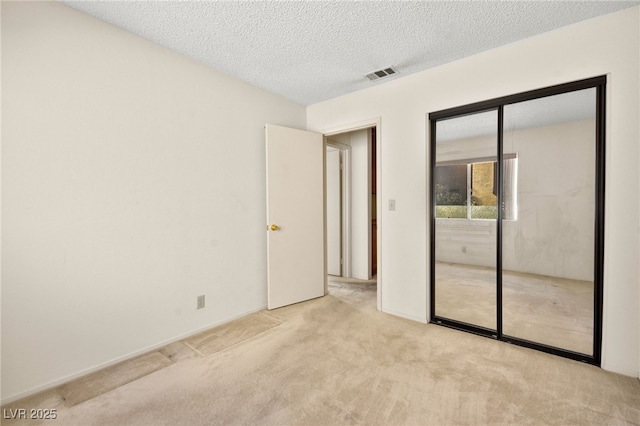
266 124 326 309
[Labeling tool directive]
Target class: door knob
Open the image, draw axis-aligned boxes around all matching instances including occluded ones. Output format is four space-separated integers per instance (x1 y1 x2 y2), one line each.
270 224 280 231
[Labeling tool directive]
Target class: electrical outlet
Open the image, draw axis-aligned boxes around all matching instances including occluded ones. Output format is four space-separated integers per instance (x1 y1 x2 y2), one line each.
462 246 467 253
197 295 205 309
389 199 396 211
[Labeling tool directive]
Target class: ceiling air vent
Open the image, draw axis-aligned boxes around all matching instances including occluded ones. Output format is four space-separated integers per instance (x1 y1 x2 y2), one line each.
366 66 398 81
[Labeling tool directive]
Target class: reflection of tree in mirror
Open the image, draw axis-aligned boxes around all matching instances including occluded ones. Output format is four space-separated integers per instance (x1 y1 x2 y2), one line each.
470 162 497 219
471 162 496 206
435 184 466 205
434 164 467 206
434 184 467 218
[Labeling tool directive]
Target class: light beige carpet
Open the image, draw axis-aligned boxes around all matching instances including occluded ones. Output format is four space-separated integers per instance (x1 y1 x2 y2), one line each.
59 352 173 407
184 311 282 356
3 277 640 425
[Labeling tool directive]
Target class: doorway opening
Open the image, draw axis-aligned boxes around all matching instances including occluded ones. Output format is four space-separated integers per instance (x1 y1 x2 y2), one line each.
325 123 379 309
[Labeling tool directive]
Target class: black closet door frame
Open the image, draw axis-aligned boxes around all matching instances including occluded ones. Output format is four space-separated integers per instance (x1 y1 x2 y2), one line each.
428 75 606 366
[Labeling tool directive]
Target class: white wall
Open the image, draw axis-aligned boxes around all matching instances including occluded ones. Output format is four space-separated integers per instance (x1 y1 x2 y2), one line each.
308 7 640 376
1 1 306 402
330 130 371 280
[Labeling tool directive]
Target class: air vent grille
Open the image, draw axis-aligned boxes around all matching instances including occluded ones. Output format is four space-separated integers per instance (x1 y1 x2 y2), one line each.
366 67 398 81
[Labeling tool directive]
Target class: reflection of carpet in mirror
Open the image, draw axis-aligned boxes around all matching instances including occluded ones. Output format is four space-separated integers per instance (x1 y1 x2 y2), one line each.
435 261 593 354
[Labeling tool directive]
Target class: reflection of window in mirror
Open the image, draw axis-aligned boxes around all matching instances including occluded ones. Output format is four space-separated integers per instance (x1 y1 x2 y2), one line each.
435 156 517 220
434 164 467 218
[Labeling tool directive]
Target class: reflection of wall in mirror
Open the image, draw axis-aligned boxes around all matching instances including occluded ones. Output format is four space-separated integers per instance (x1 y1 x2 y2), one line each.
435 118 595 281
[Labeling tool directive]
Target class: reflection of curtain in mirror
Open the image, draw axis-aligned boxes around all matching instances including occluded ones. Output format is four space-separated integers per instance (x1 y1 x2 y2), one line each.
502 157 517 221
492 162 497 196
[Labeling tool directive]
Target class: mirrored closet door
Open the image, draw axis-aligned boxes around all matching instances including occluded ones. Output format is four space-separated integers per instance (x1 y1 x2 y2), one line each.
502 88 597 355
429 77 605 365
433 110 498 332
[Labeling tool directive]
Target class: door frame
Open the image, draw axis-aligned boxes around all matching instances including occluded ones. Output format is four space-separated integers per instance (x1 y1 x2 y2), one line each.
322 117 382 311
326 141 352 278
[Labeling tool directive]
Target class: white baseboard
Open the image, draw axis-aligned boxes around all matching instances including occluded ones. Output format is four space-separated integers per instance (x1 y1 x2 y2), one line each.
382 307 428 324
600 361 640 379
1 304 268 406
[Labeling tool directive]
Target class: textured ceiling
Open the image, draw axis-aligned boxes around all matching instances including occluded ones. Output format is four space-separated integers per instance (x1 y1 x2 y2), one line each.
62 1 640 106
